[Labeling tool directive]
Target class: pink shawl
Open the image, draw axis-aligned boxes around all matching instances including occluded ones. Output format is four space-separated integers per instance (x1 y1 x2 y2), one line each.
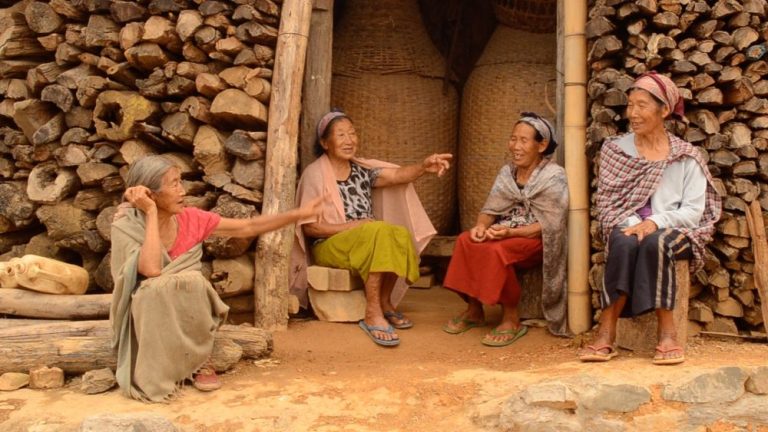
290 155 437 308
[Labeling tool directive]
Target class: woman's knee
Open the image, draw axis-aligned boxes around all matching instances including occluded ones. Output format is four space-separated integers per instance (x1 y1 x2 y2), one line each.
608 231 638 256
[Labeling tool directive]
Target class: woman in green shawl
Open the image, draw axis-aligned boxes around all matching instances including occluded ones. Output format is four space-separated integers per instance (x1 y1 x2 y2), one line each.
110 155 320 402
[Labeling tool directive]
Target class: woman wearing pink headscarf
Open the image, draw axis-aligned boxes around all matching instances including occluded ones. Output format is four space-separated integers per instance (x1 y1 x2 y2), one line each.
579 72 721 365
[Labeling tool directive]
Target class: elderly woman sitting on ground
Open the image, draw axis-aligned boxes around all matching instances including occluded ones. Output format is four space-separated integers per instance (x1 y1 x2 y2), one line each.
291 109 451 347
111 155 321 402
579 72 721 365
442 112 570 345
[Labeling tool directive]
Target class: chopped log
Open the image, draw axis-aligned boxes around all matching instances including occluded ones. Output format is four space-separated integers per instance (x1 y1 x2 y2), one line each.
94 90 161 142
0 181 38 233
142 15 176 45
36 33 64 51
119 138 157 164
0 289 109 319
194 25 221 51
64 106 93 129
204 194 257 258
3 79 30 99
211 254 254 298
25 1 64 34
49 0 87 21
26 62 66 93
55 63 99 90
83 15 119 47
110 1 147 23
193 124 231 176
0 321 271 374
219 65 252 88
244 75 271 103
181 41 207 62
688 109 720 134
696 86 724 105
0 15 47 58
73 188 119 211
59 128 89 146
176 61 209 79
176 9 203 42
235 21 278 46
232 159 264 190
210 88 268 128
40 84 74 112
12 100 64 145
124 42 168 71
180 95 214 123
119 22 143 50
224 130 266 160
195 72 228 98
733 27 759 51
76 162 118 186
54 42 83 65
160 112 197 147
95 205 117 241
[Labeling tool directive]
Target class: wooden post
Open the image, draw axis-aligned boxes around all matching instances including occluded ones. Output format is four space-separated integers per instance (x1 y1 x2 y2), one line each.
253 0 313 330
299 0 334 171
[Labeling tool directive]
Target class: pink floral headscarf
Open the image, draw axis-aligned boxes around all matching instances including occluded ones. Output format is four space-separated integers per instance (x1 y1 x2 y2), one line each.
631 71 686 121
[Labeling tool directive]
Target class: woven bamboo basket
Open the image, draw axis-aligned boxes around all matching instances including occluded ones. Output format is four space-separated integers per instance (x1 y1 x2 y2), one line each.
331 0 458 234
458 26 557 230
492 0 557 33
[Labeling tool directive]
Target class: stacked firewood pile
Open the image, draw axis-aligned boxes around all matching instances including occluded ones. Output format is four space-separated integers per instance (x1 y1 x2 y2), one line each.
587 0 768 335
0 0 282 325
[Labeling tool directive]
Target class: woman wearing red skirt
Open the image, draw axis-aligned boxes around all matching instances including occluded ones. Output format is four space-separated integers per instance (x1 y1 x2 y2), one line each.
443 113 569 346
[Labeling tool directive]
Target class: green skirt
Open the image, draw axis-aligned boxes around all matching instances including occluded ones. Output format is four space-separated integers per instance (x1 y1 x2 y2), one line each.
312 221 420 284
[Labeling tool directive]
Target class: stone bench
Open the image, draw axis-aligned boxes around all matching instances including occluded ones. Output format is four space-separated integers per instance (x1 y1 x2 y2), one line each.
616 260 690 352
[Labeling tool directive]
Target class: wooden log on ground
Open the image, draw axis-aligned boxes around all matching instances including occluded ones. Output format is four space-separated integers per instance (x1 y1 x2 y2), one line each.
0 321 271 374
0 289 110 319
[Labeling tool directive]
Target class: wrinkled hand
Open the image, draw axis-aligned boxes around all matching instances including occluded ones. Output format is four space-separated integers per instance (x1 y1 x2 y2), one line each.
469 225 488 243
297 196 324 220
422 153 453 177
123 186 156 214
622 219 658 242
485 224 510 240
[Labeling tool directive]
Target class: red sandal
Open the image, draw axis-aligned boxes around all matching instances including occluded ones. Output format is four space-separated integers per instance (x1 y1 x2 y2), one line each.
193 362 222 392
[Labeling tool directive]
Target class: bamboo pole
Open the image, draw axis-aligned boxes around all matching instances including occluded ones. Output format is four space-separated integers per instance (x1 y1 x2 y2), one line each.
554 0 565 165
563 0 591 334
298 0 333 171
253 0 313 330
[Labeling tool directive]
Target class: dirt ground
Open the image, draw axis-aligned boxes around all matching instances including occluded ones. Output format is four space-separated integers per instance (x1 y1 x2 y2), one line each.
2 287 768 432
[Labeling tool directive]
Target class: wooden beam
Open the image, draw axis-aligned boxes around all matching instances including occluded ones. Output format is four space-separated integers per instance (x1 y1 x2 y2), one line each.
253 0 313 330
313 0 332 11
299 0 333 171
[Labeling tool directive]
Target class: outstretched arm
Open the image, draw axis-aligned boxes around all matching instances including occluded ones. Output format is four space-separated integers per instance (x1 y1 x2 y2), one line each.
213 196 323 238
374 153 452 187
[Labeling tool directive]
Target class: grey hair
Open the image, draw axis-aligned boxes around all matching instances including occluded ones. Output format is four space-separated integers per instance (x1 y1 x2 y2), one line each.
125 155 177 192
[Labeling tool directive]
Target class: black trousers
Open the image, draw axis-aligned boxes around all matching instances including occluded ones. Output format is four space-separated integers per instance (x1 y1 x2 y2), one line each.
602 227 692 318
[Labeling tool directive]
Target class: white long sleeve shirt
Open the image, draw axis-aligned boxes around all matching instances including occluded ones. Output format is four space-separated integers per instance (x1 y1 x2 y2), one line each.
616 133 707 230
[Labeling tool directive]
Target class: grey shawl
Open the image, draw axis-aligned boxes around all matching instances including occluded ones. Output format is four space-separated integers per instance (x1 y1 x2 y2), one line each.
481 158 570 336
110 209 229 402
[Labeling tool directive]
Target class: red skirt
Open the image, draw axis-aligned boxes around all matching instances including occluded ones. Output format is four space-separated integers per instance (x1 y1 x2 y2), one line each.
443 232 543 306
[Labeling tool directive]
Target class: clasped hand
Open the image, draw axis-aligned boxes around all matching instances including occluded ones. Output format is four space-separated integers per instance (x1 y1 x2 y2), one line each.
622 219 658 242
422 153 453 177
469 224 509 243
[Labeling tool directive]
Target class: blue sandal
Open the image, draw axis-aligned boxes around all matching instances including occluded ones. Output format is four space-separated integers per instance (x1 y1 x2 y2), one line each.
384 310 414 329
358 320 400 347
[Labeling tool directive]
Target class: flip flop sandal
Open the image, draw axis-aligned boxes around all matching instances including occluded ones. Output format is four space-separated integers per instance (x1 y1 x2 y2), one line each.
652 346 685 365
578 344 619 362
193 363 222 392
481 325 528 347
358 320 400 347
384 310 414 330
442 316 486 334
